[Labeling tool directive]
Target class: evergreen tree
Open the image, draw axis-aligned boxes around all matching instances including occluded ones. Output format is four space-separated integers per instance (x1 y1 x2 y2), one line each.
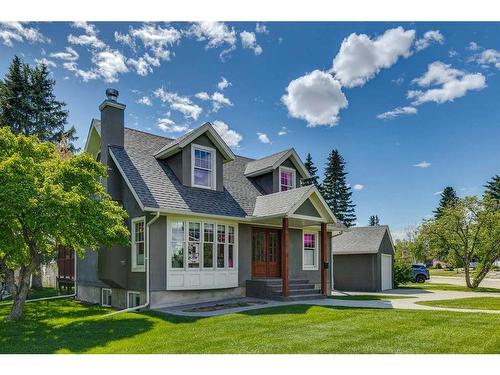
369 215 380 226
0 56 77 151
302 152 319 187
321 149 356 227
433 186 459 219
484 175 500 203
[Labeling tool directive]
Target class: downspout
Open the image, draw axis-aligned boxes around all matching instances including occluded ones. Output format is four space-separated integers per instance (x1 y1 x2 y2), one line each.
105 211 160 317
330 231 343 295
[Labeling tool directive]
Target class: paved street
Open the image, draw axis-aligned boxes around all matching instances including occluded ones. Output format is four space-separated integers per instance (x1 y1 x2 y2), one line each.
429 276 500 288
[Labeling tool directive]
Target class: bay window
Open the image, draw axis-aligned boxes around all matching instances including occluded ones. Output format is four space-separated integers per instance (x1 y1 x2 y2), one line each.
279 166 296 192
303 231 318 270
192 145 215 189
131 217 145 272
171 221 185 269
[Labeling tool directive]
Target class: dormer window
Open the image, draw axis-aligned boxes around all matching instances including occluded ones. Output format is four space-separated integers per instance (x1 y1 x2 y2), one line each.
279 166 296 191
192 144 216 190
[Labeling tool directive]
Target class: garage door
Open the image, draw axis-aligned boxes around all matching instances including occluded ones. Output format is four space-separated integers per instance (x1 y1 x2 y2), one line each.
381 254 393 291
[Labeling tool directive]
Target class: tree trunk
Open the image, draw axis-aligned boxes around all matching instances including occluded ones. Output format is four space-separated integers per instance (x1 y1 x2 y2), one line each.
471 264 492 288
463 258 473 288
31 265 43 290
7 271 31 321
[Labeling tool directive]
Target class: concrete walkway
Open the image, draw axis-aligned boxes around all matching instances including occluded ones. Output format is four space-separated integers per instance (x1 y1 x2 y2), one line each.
429 276 500 289
155 288 500 317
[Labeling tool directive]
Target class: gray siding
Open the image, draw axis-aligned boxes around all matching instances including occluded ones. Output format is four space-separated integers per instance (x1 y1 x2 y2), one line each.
149 216 167 291
252 172 273 194
238 224 253 286
295 198 321 217
332 253 379 292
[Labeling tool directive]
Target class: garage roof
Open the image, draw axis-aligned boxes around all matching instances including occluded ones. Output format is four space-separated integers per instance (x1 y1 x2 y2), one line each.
332 225 393 255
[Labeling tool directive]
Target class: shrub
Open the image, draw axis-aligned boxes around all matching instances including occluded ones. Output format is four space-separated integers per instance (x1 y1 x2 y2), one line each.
436 263 442 269
394 258 412 287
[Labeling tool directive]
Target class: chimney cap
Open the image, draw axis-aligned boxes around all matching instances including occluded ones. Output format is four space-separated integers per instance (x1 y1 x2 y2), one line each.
106 88 119 102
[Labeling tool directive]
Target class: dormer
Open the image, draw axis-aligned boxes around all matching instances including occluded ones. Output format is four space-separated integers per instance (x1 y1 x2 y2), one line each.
244 149 311 194
154 122 235 192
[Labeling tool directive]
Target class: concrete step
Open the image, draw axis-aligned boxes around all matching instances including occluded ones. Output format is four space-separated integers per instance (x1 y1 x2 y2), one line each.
269 283 315 292
286 294 326 302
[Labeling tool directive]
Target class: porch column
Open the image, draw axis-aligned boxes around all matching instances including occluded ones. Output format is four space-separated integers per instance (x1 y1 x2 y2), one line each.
282 217 289 298
321 222 327 295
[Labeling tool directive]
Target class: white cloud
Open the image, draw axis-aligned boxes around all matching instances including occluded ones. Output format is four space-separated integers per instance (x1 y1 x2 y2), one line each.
377 106 417 120
195 91 233 112
188 22 237 60
127 53 160 76
281 70 348 127
331 27 415 88
353 184 364 191
129 23 181 61
114 31 135 49
434 191 443 196
467 41 481 51
408 61 486 105
448 49 458 58
195 91 211 101
35 57 57 68
154 88 202 120
472 49 500 69
414 30 444 51
240 31 262 55
91 50 129 83
278 126 287 136
137 96 152 106
217 77 231 90
255 23 269 34
50 47 79 62
157 118 189 133
68 22 106 49
413 161 432 168
212 120 242 148
257 132 271 144
0 22 49 47
71 21 97 35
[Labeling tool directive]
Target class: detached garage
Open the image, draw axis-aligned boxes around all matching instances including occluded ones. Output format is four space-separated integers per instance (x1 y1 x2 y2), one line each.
331 225 395 292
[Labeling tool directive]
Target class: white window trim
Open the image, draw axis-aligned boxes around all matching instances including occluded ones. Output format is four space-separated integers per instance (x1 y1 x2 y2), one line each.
131 216 146 272
302 230 319 271
191 144 217 190
279 165 296 192
101 288 112 307
127 291 141 308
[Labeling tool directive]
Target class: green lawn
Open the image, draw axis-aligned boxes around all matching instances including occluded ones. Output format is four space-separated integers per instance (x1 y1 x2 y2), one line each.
1 287 71 302
328 294 416 301
417 297 500 311
429 269 462 277
400 283 500 293
1 298 500 353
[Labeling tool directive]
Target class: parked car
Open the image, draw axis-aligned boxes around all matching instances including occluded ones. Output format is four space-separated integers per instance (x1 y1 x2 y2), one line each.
411 264 430 283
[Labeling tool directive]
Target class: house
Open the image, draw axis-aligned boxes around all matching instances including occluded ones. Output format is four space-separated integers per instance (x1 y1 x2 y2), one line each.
331 225 395 292
76 89 344 309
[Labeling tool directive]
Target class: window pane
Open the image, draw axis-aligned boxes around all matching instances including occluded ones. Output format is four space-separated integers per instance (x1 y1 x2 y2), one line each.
217 225 226 243
228 226 235 244
304 233 316 248
217 243 225 268
194 168 211 187
204 223 214 242
135 221 144 242
188 242 200 268
203 243 213 268
171 241 184 268
171 221 184 241
188 222 201 241
228 244 234 268
136 242 145 266
194 149 212 170
304 249 315 266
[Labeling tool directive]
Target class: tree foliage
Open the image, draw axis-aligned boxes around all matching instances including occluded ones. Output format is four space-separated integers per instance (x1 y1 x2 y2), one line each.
421 196 500 288
433 186 458 219
0 56 77 152
484 175 500 204
0 128 129 320
302 153 319 187
368 215 380 226
321 149 356 227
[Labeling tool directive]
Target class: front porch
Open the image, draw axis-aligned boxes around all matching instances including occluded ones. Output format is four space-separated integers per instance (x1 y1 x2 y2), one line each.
246 278 323 301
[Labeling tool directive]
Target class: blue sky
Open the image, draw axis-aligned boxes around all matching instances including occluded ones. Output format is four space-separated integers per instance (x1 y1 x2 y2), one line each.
1 21 499 237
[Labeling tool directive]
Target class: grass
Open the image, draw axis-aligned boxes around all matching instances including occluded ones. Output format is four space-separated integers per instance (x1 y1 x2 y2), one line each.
1 287 73 302
429 269 462 277
400 283 500 293
1 298 500 353
417 297 500 311
328 294 416 301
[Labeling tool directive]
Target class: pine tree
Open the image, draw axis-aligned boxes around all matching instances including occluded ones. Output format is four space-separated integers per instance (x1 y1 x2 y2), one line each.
0 56 77 151
321 149 356 227
434 186 459 219
483 175 500 203
302 152 319 187
369 215 380 226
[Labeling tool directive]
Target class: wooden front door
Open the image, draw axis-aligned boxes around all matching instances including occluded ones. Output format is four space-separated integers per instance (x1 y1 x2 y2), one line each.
252 228 281 278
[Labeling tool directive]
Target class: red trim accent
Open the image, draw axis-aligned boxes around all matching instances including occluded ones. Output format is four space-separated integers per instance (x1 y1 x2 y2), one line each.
282 218 289 298
321 223 327 295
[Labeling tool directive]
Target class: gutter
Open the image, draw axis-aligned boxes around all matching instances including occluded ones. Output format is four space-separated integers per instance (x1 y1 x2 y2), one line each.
105 211 160 317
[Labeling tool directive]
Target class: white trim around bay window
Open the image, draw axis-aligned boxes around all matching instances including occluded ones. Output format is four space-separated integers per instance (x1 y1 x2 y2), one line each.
131 216 146 272
191 144 216 190
302 230 319 270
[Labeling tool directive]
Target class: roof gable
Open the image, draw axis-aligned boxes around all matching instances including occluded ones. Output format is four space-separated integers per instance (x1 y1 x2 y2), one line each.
154 122 235 162
244 148 311 179
332 226 394 255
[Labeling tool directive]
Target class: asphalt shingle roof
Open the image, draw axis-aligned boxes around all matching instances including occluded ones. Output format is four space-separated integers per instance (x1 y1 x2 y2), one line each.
244 149 291 175
332 226 390 254
252 185 314 217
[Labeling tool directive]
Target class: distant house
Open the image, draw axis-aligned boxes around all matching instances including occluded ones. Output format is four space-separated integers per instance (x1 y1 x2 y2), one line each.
332 226 395 292
77 89 345 309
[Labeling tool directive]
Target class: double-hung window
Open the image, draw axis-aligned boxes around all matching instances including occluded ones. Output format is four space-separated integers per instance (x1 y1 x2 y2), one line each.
192 145 215 189
302 231 318 270
131 217 145 272
127 291 141 308
279 166 296 191
101 288 112 307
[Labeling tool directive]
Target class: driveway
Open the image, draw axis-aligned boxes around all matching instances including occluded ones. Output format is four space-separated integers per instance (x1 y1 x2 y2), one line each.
429 276 500 289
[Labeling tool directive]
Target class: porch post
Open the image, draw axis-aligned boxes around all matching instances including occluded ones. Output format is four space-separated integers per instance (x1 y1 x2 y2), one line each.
282 217 289 298
321 222 327 295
